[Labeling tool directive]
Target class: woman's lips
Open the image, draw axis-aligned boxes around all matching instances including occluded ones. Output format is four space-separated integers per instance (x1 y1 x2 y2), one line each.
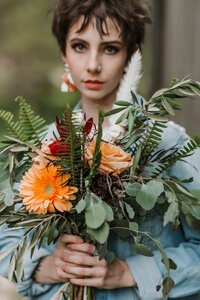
84 80 104 89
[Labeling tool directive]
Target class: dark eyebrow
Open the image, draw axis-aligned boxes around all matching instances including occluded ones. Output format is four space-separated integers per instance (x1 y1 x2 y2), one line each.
69 38 122 46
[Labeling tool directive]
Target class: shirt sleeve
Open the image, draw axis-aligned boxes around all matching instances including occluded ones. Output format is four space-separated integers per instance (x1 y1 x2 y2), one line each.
126 122 200 299
0 224 56 297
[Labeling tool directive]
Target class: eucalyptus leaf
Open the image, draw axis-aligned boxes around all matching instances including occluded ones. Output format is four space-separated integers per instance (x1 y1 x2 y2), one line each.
85 203 106 229
99 243 107 260
163 201 179 226
75 199 86 213
162 276 175 297
190 189 200 200
136 181 164 210
125 203 135 219
102 202 114 222
129 222 138 232
87 222 109 243
2 186 14 206
191 206 200 220
125 182 141 197
133 243 154 257
105 250 115 263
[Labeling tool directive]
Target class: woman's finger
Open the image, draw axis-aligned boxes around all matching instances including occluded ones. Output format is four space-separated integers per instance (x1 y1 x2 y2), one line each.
56 267 83 280
59 234 84 245
61 253 106 267
66 243 97 255
62 265 105 278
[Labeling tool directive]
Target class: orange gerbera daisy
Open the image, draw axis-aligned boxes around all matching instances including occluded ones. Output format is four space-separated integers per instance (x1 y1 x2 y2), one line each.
19 164 78 215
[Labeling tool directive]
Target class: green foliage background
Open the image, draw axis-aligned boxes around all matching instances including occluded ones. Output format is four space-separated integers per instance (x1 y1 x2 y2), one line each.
0 0 80 138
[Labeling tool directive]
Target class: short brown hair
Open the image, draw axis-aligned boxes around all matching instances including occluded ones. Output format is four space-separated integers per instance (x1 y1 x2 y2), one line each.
52 0 151 61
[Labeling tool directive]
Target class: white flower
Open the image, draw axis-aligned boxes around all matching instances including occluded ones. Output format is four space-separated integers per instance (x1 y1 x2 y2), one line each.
103 123 125 143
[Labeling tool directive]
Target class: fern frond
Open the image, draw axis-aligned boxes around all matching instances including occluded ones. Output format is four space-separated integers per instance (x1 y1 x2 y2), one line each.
0 110 24 142
16 96 47 146
87 107 104 187
55 106 85 189
152 138 200 177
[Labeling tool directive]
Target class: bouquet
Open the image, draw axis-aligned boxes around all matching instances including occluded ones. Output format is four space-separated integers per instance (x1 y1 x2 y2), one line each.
0 76 200 300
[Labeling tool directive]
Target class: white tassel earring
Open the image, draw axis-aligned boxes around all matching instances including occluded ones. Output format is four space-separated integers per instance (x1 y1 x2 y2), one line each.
61 63 77 92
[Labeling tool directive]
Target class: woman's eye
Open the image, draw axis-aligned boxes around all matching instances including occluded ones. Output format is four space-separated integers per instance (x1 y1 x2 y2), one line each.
72 43 85 52
104 46 119 54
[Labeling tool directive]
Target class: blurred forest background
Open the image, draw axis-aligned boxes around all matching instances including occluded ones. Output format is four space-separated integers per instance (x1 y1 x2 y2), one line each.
0 0 200 299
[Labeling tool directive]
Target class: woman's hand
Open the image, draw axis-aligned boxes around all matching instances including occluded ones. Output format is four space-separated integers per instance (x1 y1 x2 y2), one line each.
33 234 84 284
61 241 137 289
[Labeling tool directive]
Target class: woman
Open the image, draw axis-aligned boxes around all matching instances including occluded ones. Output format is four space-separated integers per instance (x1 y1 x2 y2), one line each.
0 0 200 299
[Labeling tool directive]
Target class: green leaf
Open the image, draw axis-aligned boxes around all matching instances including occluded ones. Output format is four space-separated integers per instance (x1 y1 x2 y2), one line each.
143 112 169 122
151 88 169 99
115 109 129 124
104 107 125 117
18 236 29 262
114 101 133 106
161 97 175 116
125 203 135 219
2 186 14 206
0 247 15 261
16 260 24 281
99 243 107 260
8 253 16 281
162 276 175 297
129 222 139 232
131 91 139 104
136 181 164 210
105 250 115 263
128 110 137 136
102 202 114 222
191 206 200 220
87 222 109 243
130 145 142 177
175 183 196 199
75 199 86 213
85 203 106 229
10 145 29 152
163 201 179 226
190 85 200 96
133 243 154 257
165 191 176 203
125 182 141 197
30 225 43 249
168 258 177 270
190 189 200 200
47 219 59 245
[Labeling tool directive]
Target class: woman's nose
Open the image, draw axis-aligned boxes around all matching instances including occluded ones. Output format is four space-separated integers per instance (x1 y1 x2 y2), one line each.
86 52 101 74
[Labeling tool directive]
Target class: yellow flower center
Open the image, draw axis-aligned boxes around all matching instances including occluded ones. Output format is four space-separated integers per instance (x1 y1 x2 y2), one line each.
45 185 54 194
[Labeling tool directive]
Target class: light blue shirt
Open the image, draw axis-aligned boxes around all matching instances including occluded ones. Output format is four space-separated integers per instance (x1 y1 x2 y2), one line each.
0 102 200 300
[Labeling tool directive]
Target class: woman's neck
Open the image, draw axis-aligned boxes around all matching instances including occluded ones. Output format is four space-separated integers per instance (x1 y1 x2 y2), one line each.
81 89 117 127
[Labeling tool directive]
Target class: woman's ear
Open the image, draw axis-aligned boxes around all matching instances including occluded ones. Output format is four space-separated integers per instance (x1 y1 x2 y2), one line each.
61 52 68 64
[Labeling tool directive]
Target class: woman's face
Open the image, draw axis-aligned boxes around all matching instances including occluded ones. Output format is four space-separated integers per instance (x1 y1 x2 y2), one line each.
63 17 127 105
